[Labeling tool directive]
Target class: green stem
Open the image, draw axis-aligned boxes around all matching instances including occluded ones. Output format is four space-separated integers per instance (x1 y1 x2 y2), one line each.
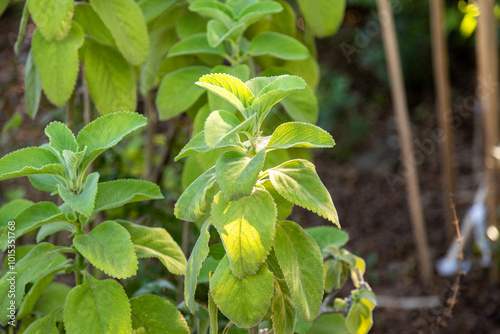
67 92 76 131
74 222 85 285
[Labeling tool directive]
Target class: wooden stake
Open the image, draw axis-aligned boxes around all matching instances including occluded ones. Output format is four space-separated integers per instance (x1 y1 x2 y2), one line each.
376 0 432 283
430 0 456 242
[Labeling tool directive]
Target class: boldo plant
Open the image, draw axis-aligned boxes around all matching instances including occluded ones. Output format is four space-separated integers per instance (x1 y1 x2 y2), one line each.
174 72 353 333
0 112 189 333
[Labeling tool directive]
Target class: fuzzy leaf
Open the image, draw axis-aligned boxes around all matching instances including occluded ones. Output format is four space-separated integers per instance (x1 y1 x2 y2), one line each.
268 122 334 150
175 131 213 161
274 220 324 321
211 188 276 279
237 1 283 26
248 32 309 60
215 149 265 201
209 286 218 334
306 226 349 255
76 112 147 170
175 167 217 222
185 220 211 313
261 180 293 220
0 243 63 325
156 66 211 120
197 73 254 112
0 199 33 227
297 0 346 38
73 220 138 278
130 295 189 333
32 22 83 106
0 147 64 181
25 50 42 119
139 0 177 22
84 42 137 115
117 221 187 275
94 179 163 213
74 3 115 47
269 159 339 226
90 0 149 65
57 172 99 216
24 307 62 334
168 33 225 57
64 276 132 334
210 257 274 328
45 121 78 153
272 278 296 334
188 1 234 28
37 222 76 242
204 110 255 148
27 0 74 41
207 20 245 48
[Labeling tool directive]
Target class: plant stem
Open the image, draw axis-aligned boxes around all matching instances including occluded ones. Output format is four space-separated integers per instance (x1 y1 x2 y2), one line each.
82 71 92 126
67 92 76 131
143 92 157 181
249 325 259 334
74 222 84 285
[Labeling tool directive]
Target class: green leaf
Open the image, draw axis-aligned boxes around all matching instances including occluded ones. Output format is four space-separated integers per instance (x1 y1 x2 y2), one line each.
185 220 211 313
0 147 64 181
269 159 339 227
215 149 265 201
94 179 163 213
84 42 137 115
175 166 217 222
0 199 33 227
156 66 211 120
24 50 42 119
210 257 274 328
209 285 218 334
27 0 74 41
272 278 296 334
211 188 276 278
306 226 349 255
117 221 187 275
346 301 373 334
32 22 83 106
28 174 63 193
76 111 147 170
281 84 319 123
57 172 99 216
45 121 78 153
0 243 63 325
197 73 254 112
64 275 131 334
169 33 226 59
261 180 292 220
208 65 251 113
0 202 68 251
24 307 62 334
204 110 255 147
37 222 76 242
274 220 324 321
207 20 245 48
237 1 283 26
307 314 349 334
14 3 29 55
268 122 334 150
188 1 234 28
34 282 71 320
74 220 138 278
90 0 149 65
139 0 177 22
248 32 309 60
297 0 346 38
130 294 189 333
324 259 347 292
175 131 212 161
74 3 115 47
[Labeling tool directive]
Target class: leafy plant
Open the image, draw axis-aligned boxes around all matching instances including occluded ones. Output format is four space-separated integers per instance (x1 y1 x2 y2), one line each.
174 72 374 333
0 112 188 333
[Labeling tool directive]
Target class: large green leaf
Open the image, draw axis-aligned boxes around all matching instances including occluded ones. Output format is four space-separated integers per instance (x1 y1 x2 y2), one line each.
207 20 245 48
272 278 296 334
156 66 211 120
346 299 374 334
211 188 276 279
261 180 293 220
27 0 74 41
268 122 334 150
74 3 115 47
76 111 147 170
24 307 62 334
210 257 274 328
175 166 217 222
25 50 42 119
273 220 324 321
0 147 64 181
32 22 83 106
204 110 255 148
139 0 177 22
0 243 63 325
57 172 99 216
297 0 346 38
73 220 138 278
130 294 189 333
168 33 225 57
0 199 33 227
307 314 349 334
185 220 211 313
117 221 186 275
0 202 68 251
248 32 309 60
188 1 234 28
64 276 131 334
175 131 213 161
281 84 319 123
84 42 137 115
90 0 149 65
306 226 349 256
197 73 254 113
34 282 71 320
215 149 265 201
269 159 339 227
208 65 251 113
236 1 283 26
94 179 163 213
45 121 78 153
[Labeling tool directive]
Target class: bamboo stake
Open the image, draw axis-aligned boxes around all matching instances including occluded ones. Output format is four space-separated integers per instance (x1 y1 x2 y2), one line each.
430 0 456 242
376 0 432 283
476 0 499 281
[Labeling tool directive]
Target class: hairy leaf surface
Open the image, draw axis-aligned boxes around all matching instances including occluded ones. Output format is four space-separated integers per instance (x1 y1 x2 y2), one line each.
130 294 189 333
